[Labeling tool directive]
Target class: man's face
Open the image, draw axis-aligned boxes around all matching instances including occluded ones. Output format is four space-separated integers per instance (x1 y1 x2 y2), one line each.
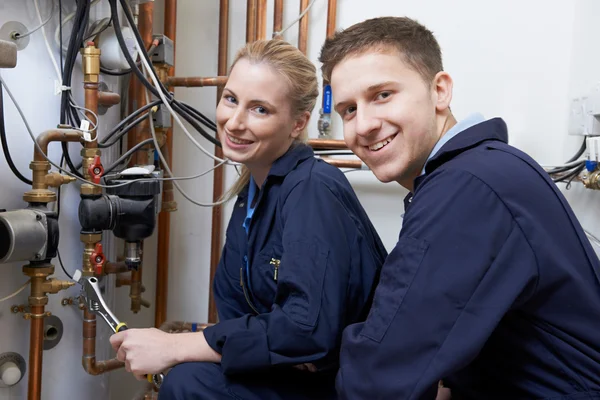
331 49 450 189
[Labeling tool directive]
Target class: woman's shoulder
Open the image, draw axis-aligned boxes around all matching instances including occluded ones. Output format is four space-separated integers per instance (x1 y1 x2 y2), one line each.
281 155 355 197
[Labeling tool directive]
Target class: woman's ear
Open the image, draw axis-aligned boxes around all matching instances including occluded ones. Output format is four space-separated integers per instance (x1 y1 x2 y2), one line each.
291 111 311 139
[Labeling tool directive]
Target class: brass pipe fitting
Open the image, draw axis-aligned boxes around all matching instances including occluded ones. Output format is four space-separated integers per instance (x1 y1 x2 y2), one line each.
45 172 76 187
81 42 100 84
583 169 600 190
23 129 82 204
80 233 102 276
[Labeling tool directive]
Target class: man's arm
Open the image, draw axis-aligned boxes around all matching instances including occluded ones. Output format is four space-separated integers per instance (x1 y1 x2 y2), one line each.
336 169 538 399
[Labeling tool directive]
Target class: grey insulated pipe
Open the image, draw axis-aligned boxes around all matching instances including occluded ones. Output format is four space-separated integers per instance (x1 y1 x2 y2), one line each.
0 40 17 69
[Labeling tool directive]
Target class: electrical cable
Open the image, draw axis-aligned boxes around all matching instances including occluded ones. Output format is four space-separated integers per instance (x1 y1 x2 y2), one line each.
0 79 32 185
16 0 55 40
57 249 73 279
0 280 31 303
141 64 230 206
109 0 220 144
103 137 155 174
272 0 318 38
1 73 227 190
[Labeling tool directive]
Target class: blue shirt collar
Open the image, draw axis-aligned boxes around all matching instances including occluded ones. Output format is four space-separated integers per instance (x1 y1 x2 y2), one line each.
421 113 486 175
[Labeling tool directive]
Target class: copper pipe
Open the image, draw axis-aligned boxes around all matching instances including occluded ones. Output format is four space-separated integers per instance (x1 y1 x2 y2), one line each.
166 76 228 87
322 159 363 169
155 0 178 329
23 264 73 400
116 272 132 287
246 0 257 43
125 0 154 314
298 0 310 54
326 0 337 38
33 129 82 163
84 83 99 146
132 1 154 166
257 0 267 40
104 261 128 275
97 91 121 107
208 0 230 324
307 138 347 150
273 0 284 39
82 308 124 375
27 304 44 400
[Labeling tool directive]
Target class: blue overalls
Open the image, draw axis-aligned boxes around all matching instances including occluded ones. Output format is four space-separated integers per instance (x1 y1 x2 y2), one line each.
336 118 600 399
159 143 387 399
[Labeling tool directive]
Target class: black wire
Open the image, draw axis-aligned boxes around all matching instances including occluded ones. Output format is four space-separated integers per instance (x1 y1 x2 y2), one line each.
548 137 587 174
59 0 63 75
103 138 155 174
99 113 149 148
60 0 88 178
57 249 73 279
0 83 33 185
109 0 220 146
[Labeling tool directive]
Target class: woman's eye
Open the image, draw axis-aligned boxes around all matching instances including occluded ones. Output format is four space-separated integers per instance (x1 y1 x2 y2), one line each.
225 95 237 104
254 106 268 115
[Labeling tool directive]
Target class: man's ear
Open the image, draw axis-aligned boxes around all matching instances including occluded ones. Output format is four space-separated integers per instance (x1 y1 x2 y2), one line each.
433 71 453 112
291 111 311 139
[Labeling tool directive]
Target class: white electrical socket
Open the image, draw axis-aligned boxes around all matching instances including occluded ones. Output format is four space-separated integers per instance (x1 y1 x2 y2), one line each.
569 83 600 136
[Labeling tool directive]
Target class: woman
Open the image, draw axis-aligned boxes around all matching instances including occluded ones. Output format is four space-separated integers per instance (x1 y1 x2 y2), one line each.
110 39 387 399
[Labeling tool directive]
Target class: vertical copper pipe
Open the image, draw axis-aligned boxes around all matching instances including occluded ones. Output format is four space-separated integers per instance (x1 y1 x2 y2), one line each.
257 0 267 40
129 0 154 314
84 83 99 147
27 305 44 400
155 0 178 328
326 0 337 38
273 0 284 39
298 0 310 54
246 0 257 43
208 0 229 324
82 308 124 374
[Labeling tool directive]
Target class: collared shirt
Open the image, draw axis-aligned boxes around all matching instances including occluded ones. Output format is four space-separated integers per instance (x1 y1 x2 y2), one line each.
421 112 486 175
203 143 388 386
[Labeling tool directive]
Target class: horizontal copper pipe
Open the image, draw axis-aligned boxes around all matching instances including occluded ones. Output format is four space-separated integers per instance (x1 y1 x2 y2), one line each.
322 158 363 169
98 92 121 107
166 76 227 87
307 138 347 150
104 261 128 275
34 129 82 162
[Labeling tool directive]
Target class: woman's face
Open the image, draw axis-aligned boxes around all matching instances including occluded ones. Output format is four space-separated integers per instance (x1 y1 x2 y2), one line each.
216 59 307 170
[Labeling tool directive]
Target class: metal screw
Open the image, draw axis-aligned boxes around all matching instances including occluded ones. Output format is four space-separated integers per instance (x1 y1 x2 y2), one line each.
95 256 102 263
11 305 19 314
93 167 101 175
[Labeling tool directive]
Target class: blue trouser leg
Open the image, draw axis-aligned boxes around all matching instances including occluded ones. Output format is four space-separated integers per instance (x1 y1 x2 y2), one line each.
158 362 337 400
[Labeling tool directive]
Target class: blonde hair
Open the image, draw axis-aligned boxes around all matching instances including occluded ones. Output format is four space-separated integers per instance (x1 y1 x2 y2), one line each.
221 39 319 202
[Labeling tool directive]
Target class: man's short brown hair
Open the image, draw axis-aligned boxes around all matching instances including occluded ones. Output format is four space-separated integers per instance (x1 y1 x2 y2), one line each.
319 16 443 84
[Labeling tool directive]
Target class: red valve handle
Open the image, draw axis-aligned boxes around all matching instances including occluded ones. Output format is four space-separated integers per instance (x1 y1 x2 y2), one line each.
90 243 106 275
88 155 104 184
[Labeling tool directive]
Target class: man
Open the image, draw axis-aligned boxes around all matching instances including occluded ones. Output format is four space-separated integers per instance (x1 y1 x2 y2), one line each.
319 16 600 399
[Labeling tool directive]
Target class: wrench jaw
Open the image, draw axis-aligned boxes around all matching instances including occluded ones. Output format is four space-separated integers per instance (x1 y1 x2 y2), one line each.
83 277 121 332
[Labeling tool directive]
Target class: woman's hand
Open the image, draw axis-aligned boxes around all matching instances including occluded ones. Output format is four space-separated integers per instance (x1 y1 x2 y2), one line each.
110 328 178 379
